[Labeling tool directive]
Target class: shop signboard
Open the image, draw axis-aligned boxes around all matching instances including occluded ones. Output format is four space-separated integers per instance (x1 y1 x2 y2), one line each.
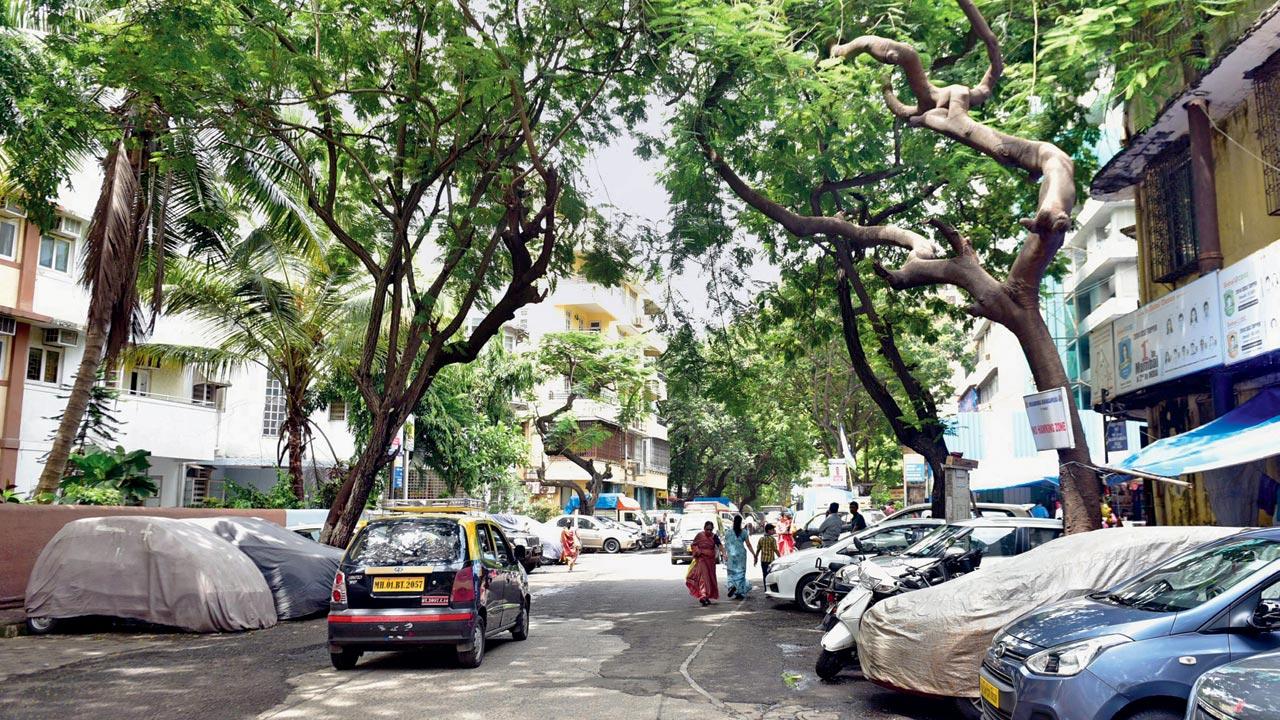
1104 419 1129 453
1113 271 1223 393
1089 320 1117 400
902 453 930 485
1221 240 1280 365
1024 386 1076 451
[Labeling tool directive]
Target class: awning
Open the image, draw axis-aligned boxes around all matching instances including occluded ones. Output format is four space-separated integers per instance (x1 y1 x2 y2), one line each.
1115 387 1280 476
564 492 640 512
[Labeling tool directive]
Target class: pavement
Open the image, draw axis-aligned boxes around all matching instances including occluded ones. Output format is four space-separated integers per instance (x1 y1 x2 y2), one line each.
0 550 957 720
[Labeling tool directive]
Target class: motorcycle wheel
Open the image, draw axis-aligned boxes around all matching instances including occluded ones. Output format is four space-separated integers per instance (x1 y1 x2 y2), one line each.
815 648 851 681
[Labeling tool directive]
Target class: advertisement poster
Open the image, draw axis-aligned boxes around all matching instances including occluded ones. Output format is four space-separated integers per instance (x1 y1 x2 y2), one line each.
1113 271 1223 393
1222 240 1280 364
1089 320 1117 400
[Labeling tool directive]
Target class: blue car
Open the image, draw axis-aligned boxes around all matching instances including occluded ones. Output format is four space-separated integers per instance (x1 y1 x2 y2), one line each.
979 528 1280 720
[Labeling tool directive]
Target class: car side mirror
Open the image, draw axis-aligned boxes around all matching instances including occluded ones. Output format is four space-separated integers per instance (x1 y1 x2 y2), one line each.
1251 599 1280 630
514 545 527 561
943 545 966 559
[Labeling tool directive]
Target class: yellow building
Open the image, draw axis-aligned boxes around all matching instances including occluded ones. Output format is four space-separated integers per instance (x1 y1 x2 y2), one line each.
1089 4 1280 525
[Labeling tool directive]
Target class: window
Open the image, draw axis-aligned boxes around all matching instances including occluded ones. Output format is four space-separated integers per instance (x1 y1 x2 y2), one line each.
191 383 220 407
491 528 514 566
1025 527 1063 551
128 368 151 396
347 519 464 566
57 216 83 235
26 346 60 384
0 336 6 380
262 377 285 436
1253 50 1280 215
38 234 72 272
502 330 517 352
183 466 213 507
475 524 498 562
577 517 594 530
0 220 16 259
329 401 347 422
1143 141 1199 283
556 517 572 528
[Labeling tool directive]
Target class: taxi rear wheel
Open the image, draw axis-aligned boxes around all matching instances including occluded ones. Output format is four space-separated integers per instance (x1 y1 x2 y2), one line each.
330 648 361 671
456 618 486 668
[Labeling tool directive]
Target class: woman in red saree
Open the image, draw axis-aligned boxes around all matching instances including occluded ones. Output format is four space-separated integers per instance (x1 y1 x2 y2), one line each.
685 521 724 606
561 521 581 572
776 510 796 555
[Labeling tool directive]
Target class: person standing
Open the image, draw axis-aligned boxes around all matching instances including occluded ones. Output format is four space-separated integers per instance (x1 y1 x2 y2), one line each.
560 517 581 572
685 521 724 606
776 509 796 555
657 513 668 546
1030 502 1050 519
725 515 754 600
756 523 779 585
818 502 844 546
848 501 868 533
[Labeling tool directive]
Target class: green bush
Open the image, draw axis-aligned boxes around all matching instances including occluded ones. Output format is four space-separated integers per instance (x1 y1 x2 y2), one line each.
58 446 155 506
61 484 124 506
216 473 301 509
528 497 561 523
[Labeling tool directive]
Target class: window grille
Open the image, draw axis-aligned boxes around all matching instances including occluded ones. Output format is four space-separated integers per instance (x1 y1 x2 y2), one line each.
1143 141 1199 283
1252 50 1280 215
262 378 286 436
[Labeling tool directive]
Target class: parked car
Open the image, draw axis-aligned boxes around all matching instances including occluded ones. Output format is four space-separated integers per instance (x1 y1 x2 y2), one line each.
289 524 323 542
764 518 944 611
490 513 545 572
883 502 1032 523
979 528 1280 720
551 515 639 553
1187 649 1280 720
327 513 530 670
618 509 660 548
183 516 344 619
670 512 723 564
852 526 1238 714
25 516 278 634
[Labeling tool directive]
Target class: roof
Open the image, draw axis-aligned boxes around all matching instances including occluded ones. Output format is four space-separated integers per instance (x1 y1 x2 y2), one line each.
1091 3 1280 198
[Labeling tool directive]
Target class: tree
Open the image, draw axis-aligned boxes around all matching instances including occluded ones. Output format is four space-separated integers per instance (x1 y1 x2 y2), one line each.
530 332 652 515
654 0 1104 532
139 231 361 500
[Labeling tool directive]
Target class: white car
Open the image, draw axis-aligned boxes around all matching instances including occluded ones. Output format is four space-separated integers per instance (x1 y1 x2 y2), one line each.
552 515 639 553
765 518 944 611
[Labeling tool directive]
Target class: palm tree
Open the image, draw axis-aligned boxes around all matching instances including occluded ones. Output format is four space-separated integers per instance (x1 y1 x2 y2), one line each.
138 232 362 499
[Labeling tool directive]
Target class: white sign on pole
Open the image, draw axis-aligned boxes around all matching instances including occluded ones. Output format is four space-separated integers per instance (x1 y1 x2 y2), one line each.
1222 240 1280 364
1023 386 1076 451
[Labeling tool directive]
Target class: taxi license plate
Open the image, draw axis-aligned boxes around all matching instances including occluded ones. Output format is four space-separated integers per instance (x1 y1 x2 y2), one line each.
372 576 425 593
979 675 1001 710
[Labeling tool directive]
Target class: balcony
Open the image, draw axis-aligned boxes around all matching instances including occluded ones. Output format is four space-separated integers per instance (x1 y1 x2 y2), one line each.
1079 296 1139 335
1067 236 1138 291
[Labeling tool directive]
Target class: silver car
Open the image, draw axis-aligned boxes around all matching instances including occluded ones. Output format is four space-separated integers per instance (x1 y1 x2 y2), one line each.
552 515 639 554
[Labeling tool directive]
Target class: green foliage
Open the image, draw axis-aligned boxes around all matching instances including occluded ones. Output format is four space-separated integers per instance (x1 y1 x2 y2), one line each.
59 446 155 505
44 370 123 451
2 488 26 503
533 332 654 439
527 497 561 523
210 474 302 509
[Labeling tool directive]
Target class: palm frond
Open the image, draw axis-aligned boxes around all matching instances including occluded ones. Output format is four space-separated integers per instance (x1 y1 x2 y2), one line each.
123 343 249 378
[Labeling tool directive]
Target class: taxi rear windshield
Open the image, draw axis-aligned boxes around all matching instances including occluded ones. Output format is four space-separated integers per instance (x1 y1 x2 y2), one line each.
347 519 465 567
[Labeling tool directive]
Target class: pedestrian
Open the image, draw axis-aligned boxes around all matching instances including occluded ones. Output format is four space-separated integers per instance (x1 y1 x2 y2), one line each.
1054 500 1063 520
818 502 844 547
725 514 753 600
848 501 868 533
560 516 581 572
657 513 668 546
756 523 779 585
685 520 724 606
1030 502 1050 519
776 508 796 555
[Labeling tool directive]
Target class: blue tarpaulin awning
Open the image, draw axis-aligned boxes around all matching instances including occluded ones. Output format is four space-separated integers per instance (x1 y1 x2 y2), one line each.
564 493 641 513
1115 387 1280 477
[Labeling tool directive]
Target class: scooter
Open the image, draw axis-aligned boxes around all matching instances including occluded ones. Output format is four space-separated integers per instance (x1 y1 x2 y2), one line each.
815 546 982 680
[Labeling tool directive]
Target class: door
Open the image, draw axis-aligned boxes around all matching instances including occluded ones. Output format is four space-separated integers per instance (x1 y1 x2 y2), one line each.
492 529 525 621
578 517 602 549
1229 576 1280 660
473 524 510 628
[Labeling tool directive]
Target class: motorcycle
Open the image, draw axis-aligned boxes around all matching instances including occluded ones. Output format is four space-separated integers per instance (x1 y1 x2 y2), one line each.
814 545 983 680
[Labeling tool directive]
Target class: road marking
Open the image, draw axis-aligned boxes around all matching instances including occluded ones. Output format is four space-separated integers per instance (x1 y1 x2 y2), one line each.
678 600 750 716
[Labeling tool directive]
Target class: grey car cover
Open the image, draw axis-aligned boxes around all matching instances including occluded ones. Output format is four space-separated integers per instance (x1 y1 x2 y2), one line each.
25 516 277 633
182 516 342 620
858 525 1241 698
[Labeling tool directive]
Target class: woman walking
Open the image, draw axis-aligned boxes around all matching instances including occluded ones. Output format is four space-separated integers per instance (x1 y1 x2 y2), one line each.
724 514 753 599
685 520 723 606
776 509 796 556
561 517 581 572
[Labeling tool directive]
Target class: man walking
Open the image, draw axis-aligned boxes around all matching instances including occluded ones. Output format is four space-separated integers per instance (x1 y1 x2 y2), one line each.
848 501 868 533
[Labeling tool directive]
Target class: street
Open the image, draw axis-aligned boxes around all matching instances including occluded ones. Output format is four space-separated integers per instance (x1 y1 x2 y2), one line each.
0 550 954 720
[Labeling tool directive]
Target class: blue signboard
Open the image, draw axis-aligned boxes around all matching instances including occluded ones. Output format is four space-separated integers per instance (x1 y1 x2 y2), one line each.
1105 420 1129 453
392 466 404 489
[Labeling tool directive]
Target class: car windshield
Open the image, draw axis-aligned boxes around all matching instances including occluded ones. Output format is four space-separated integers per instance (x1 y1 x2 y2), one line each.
347 519 465 567
1103 537 1280 612
678 514 717 535
902 524 1020 558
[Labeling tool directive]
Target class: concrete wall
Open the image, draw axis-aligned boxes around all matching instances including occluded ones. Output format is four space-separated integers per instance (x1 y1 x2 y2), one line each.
0 505 287 609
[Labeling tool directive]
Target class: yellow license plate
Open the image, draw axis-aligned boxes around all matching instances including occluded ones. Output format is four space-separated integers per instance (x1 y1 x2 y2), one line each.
372 576 425 593
979 676 1000 709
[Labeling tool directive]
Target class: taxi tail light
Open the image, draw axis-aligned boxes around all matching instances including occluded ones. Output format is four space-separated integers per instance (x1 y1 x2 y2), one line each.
451 564 476 605
331 571 347 604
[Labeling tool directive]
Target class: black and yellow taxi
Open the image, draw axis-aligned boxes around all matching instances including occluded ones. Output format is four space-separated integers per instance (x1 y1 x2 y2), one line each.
327 506 530 670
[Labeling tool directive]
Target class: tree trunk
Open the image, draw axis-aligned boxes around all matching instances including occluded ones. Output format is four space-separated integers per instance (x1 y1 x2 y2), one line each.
1007 309 1102 534
35 324 108 496
321 411 397 547
286 416 305 501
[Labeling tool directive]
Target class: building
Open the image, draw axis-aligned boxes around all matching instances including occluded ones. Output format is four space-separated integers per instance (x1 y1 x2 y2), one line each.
521 274 669 510
0 193 356 505
1088 1 1280 525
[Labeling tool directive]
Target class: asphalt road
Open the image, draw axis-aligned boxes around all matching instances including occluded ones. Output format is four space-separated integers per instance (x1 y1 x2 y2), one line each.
0 550 957 720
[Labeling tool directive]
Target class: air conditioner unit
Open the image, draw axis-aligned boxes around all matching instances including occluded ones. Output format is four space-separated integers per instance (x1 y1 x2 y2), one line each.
43 328 79 347
52 216 84 238
0 315 15 336
0 198 24 217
